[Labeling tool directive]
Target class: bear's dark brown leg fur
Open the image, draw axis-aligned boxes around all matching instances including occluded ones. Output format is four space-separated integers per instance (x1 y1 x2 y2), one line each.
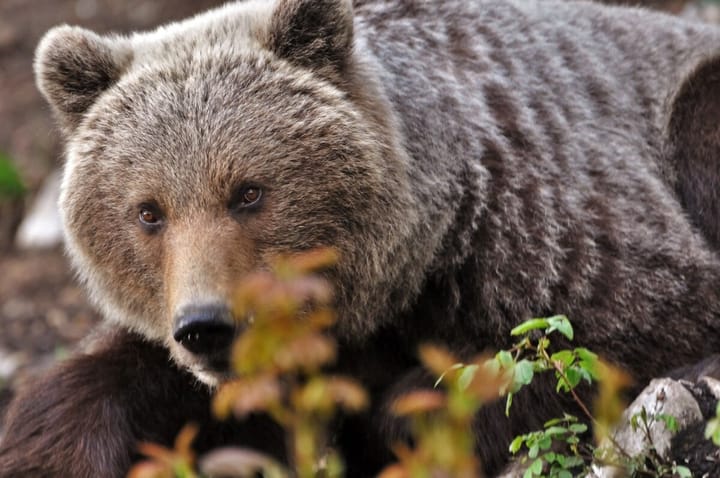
0 329 283 478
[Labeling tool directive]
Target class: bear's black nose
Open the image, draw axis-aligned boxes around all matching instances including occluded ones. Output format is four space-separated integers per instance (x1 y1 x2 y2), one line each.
173 304 236 358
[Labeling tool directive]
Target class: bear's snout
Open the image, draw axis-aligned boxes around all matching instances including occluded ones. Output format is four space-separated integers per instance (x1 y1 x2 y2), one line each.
172 304 236 365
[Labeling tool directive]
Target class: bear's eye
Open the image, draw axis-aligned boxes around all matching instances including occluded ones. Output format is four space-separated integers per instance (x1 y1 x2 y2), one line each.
140 210 157 223
242 187 261 205
138 203 164 231
230 184 264 213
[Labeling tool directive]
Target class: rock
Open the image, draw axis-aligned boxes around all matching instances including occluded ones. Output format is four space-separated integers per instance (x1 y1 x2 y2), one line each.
14 170 63 250
614 379 701 457
591 379 702 477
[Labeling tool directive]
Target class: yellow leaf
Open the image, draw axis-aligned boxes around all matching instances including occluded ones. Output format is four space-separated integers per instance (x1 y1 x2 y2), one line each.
292 378 333 413
593 359 633 444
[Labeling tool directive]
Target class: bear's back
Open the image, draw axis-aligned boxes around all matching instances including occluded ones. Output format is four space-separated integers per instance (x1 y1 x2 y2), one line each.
351 0 720 380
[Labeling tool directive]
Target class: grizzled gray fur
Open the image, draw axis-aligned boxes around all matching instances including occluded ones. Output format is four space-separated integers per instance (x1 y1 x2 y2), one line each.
3 0 720 476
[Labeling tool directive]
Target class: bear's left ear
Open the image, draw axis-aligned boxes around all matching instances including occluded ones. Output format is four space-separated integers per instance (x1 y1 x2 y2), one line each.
34 25 132 134
266 0 354 80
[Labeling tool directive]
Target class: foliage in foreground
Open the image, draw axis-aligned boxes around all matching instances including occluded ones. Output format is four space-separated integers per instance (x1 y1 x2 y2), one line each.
0 152 24 200
127 251 703 478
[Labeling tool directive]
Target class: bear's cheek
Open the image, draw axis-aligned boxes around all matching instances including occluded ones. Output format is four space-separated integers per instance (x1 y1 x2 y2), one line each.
61 173 168 331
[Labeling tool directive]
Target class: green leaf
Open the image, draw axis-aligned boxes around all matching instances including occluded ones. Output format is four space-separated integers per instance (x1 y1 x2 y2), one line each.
509 436 524 454
484 357 501 375
512 360 535 389
457 364 479 391
550 350 574 368
557 470 572 478
546 315 573 340
505 392 514 416
562 455 584 468
537 435 552 450
574 347 597 363
543 426 568 436
704 416 720 445
529 457 543 474
0 152 25 198
576 366 593 385
511 318 549 336
674 465 692 478
496 350 515 368
560 367 583 392
544 417 563 427
529 443 539 459
657 413 679 433
576 349 599 381
568 423 587 434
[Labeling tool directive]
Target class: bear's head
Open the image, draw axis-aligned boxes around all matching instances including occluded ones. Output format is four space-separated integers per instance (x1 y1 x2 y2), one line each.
35 0 434 384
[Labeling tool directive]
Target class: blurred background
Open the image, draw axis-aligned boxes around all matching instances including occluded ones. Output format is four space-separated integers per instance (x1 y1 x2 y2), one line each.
0 0 717 420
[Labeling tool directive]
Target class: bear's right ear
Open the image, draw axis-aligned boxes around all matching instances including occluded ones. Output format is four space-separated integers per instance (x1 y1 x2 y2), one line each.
35 26 132 134
266 0 354 82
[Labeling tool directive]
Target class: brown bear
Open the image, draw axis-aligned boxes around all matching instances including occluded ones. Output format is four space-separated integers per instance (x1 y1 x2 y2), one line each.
3 0 720 476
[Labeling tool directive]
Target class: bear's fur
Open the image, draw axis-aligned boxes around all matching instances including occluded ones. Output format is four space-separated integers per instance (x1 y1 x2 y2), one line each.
0 328 285 477
4 0 720 476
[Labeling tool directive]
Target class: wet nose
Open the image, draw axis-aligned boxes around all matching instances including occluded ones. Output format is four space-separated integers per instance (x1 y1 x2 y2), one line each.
173 304 236 357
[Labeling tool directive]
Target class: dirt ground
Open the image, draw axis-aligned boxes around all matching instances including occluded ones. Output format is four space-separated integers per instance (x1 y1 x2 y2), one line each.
0 0 716 426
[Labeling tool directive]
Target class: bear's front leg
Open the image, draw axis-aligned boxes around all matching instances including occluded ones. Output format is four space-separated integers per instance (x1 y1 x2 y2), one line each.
0 328 283 478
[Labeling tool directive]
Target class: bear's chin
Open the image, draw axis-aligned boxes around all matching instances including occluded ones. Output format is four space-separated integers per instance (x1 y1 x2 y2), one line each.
169 343 234 389
187 364 234 389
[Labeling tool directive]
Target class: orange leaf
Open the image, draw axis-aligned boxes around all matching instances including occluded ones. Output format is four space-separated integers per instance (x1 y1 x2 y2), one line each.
174 423 199 460
274 333 336 372
281 247 339 275
288 276 334 305
391 390 447 416
213 375 281 419
126 460 172 478
377 463 409 478
326 376 369 412
136 443 175 464
419 345 459 377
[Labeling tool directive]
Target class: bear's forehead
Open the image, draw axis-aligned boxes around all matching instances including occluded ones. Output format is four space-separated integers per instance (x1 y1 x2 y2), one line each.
94 61 352 151
108 40 349 130
70 62 363 202
127 0 275 69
